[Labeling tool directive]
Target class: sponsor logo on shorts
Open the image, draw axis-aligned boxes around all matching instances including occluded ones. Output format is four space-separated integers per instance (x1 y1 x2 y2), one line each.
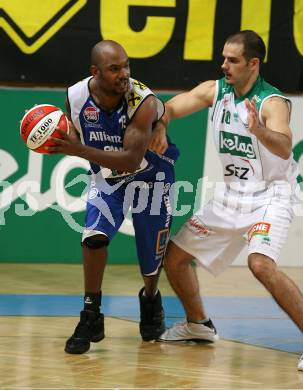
186 216 210 237
220 131 256 159
156 228 169 255
163 195 172 228
84 106 99 123
248 222 271 241
262 236 271 245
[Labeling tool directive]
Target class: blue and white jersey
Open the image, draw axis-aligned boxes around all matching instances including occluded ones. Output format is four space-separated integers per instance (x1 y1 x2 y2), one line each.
67 77 179 179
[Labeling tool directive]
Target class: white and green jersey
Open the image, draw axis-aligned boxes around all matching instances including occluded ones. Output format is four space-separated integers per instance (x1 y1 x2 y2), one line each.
210 76 298 192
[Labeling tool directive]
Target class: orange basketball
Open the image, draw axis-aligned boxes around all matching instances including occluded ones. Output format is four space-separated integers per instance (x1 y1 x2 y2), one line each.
20 104 69 154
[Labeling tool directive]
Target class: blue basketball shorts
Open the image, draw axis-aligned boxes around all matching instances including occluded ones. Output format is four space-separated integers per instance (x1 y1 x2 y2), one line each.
83 160 175 275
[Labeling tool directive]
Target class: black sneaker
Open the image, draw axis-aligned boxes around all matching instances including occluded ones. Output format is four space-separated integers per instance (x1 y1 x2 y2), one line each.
65 310 105 354
139 287 165 341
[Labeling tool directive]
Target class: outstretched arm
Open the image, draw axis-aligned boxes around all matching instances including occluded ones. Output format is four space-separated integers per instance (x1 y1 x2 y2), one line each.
164 80 216 122
149 80 216 154
48 95 157 172
245 96 292 160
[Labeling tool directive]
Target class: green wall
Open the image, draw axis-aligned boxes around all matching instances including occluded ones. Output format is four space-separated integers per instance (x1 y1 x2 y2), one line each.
0 88 208 263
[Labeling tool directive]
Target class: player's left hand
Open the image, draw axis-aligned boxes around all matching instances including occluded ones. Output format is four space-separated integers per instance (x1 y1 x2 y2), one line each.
245 97 262 136
47 128 82 156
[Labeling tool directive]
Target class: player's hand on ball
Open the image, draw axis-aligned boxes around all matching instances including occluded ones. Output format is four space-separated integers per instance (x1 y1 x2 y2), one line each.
47 128 82 156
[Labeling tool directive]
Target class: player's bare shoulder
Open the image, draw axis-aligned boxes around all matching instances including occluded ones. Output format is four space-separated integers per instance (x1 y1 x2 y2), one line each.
261 95 290 122
134 94 158 123
262 95 289 111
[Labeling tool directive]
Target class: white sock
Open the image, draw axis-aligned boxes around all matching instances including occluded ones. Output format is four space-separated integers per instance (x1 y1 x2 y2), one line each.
143 289 158 298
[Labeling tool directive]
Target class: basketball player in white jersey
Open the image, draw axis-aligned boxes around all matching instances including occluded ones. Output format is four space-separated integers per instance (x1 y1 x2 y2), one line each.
150 30 303 369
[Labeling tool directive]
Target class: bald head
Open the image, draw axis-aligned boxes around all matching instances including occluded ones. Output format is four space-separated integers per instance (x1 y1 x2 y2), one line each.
91 40 128 67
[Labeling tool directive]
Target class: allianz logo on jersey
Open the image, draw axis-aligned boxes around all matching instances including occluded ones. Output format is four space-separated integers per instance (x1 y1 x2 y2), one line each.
219 131 256 159
89 131 122 143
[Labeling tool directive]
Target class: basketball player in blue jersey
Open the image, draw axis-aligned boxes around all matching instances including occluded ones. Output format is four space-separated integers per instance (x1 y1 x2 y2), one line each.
48 40 179 354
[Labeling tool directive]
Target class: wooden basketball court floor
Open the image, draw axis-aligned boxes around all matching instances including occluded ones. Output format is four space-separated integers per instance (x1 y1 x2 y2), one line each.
0 263 303 390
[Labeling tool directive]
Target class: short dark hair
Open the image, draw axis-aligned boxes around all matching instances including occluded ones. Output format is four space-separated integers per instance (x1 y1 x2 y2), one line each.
225 30 266 64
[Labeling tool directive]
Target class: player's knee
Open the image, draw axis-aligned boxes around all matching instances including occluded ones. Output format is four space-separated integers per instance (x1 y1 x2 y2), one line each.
248 254 275 279
164 241 193 271
163 251 188 273
82 236 109 249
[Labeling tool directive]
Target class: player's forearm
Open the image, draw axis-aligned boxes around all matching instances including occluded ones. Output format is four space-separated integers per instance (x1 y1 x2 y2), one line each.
77 144 143 172
165 94 193 121
165 80 215 122
254 126 292 160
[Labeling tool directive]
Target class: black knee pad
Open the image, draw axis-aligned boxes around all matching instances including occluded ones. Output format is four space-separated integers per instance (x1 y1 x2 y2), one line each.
82 236 109 249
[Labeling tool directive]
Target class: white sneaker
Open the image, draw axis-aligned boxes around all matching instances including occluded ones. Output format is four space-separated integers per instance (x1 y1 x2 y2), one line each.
298 355 303 371
158 319 219 343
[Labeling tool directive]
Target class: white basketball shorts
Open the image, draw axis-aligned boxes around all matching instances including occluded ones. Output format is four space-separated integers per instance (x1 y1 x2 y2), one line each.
172 184 296 276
